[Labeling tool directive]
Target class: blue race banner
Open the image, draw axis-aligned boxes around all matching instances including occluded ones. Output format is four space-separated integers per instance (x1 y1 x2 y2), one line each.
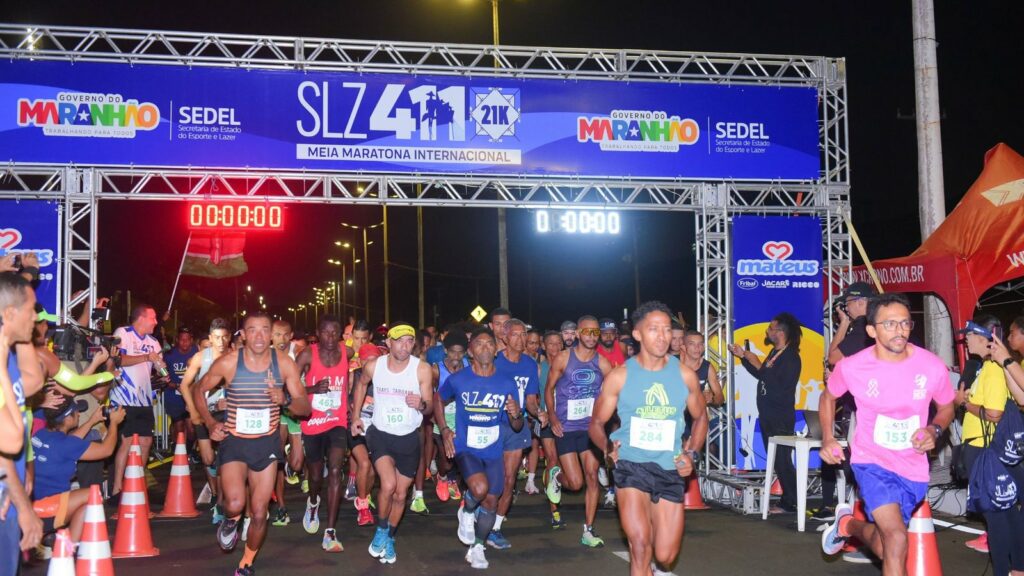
0 200 61 315
0 60 819 180
730 216 824 470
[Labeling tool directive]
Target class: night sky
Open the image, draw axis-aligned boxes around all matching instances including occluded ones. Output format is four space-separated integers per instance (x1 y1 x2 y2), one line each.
5 1 1023 333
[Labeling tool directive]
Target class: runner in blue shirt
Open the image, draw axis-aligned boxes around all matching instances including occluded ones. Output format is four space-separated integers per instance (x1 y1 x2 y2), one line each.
435 326 523 570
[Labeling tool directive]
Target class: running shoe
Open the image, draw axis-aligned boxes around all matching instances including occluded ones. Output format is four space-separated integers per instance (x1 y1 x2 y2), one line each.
285 463 299 485
368 526 389 558
841 550 873 564
466 543 489 569
546 466 562 504
234 566 254 576
429 459 438 477
271 507 290 527
550 511 566 530
344 480 357 501
808 506 835 522
217 517 241 552
581 527 604 548
301 479 309 494
303 496 321 534
457 503 476 546
650 561 672 576
517 467 528 481
410 495 429 514
357 506 374 527
368 495 376 509
379 536 396 564
449 480 462 501
965 533 989 553
211 504 226 525
486 530 511 550
436 476 450 502
598 466 609 488
603 489 617 509
821 503 853 555
241 516 251 542
321 528 344 552
524 481 540 495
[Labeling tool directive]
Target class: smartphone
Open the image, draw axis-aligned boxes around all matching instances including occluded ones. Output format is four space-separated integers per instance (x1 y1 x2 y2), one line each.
744 339 751 351
992 325 1003 341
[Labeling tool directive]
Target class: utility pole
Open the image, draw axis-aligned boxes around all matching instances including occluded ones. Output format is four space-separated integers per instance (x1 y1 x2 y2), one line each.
492 0 509 310
912 0 952 365
383 205 391 326
417 205 425 327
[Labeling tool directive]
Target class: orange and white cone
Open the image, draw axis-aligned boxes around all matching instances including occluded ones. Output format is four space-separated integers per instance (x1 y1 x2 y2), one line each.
683 473 710 510
907 501 942 576
47 528 76 576
770 478 783 496
159 432 200 518
111 450 159 558
76 485 114 576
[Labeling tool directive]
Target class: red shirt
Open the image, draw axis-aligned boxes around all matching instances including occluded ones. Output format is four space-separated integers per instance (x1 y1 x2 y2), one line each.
300 344 349 435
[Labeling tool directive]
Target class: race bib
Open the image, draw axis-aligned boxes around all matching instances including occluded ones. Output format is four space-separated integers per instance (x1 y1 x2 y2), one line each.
466 425 499 449
312 391 342 413
384 406 406 427
360 396 375 420
567 397 594 421
874 414 920 450
237 407 270 435
628 417 676 451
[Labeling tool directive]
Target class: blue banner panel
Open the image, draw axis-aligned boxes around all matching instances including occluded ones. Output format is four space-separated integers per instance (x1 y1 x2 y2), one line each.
0 60 819 180
0 200 61 315
730 216 824 470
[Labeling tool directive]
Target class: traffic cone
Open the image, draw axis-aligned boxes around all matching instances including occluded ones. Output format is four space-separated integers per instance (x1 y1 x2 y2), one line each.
907 501 942 576
842 498 868 553
770 478 783 496
129 434 141 456
47 529 76 576
113 435 153 520
683 473 710 510
111 450 159 558
76 485 114 576
158 432 201 518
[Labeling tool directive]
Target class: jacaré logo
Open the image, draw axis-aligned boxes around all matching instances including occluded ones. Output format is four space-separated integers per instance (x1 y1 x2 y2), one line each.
736 240 818 277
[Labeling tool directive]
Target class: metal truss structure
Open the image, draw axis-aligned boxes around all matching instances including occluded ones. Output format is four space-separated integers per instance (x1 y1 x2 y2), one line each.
0 24 853 478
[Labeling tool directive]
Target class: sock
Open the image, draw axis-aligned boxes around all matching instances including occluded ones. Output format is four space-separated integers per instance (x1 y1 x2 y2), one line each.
239 544 258 569
388 523 397 537
475 506 497 544
413 490 423 500
493 514 505 531
377 518 389 531
527 472 535 484
838 515 852 538
463 492 480 514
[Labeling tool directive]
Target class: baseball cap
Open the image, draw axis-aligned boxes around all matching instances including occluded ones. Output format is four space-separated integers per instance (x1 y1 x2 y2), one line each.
599 318 617 332
560 321 577 332
841 282 875 300
957 321 993 339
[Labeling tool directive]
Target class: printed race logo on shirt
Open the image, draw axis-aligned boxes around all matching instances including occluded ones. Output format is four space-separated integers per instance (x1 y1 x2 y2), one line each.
913 374 928 400
866 378 880 398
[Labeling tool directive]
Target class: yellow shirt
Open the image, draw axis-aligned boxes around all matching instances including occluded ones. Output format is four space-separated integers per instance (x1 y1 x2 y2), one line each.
963 361 1010 447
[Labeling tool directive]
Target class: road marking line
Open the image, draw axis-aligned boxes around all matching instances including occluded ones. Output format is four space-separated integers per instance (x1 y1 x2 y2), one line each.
931 519 984 535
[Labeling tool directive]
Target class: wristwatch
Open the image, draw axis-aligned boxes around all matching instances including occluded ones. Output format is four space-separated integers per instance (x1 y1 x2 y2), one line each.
931 424 943 438
1003 357 1016 369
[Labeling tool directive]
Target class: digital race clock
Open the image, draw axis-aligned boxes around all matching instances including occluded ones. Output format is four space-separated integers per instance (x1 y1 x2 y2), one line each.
535 210 621 234
187 202 284 232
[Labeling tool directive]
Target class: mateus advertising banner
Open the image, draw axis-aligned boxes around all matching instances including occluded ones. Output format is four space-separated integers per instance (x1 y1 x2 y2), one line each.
0 60 819 180
0 200 61 315
730 216 824 470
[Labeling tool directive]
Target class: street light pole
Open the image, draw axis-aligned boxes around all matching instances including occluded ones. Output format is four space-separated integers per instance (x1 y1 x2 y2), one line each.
363 227 370 321
491 0 510 310
383 205 391 325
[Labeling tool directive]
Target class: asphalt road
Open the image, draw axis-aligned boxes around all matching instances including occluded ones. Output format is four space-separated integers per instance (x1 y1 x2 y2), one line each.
23 465 992 575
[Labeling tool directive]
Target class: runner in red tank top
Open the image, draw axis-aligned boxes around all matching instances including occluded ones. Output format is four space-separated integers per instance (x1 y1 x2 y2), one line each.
596 318 627 368
294 315 351 552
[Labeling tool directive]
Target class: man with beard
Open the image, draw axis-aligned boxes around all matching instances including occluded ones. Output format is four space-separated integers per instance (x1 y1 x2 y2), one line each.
545 315 613 548
270 319 303 526
596 318 627 368
820 294 954 576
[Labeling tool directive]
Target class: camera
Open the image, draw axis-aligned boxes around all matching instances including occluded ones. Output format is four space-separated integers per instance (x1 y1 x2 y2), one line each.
52 323 120 370
832 297 848 317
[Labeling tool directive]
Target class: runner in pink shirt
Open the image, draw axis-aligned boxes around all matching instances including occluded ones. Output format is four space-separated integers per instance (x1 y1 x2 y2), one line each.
818 294 955 575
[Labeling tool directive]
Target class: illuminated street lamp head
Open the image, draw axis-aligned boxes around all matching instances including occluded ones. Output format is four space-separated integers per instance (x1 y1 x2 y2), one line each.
347 279 353 285
342 242 351 248
334 241 342 246
246 285 252 292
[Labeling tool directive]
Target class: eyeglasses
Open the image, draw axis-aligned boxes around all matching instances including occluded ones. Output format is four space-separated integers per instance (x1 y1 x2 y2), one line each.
874 320 914 332
579 328 600 337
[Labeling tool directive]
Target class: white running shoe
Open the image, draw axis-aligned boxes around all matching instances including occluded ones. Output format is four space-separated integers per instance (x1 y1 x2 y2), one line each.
466 543 489 569
457 504 476 546
598 466 609 488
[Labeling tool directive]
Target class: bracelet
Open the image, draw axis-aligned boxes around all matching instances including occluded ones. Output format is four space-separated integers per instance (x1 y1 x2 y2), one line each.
1003 357 1016 369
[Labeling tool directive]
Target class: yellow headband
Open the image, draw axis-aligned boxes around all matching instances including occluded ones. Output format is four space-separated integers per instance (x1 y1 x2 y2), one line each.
387 324 416 340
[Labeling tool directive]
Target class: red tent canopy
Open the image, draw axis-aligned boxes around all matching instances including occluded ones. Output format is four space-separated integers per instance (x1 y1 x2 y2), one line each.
852 143 1024 356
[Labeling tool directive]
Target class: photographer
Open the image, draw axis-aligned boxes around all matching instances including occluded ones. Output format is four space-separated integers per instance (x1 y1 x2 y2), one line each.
107 303 165 501
827 282 875 367
30 396 124 543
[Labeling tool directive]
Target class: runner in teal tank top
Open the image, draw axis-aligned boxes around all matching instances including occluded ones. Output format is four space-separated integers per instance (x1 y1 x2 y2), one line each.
589 301 708 576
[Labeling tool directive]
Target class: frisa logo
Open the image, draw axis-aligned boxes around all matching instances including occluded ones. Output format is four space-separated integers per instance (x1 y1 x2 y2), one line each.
577 109 699 152
736 240 819 277
736 278 758 290
18 92 160 138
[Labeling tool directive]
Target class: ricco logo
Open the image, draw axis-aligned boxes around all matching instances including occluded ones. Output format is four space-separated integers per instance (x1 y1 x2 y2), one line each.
736 241 819 276
18 92 160 138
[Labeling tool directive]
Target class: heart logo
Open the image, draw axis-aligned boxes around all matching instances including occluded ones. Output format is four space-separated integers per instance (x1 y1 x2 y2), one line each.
0 229 23 251
762 241 793 261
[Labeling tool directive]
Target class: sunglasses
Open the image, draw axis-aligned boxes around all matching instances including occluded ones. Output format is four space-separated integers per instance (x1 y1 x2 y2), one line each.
579 328 600 337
